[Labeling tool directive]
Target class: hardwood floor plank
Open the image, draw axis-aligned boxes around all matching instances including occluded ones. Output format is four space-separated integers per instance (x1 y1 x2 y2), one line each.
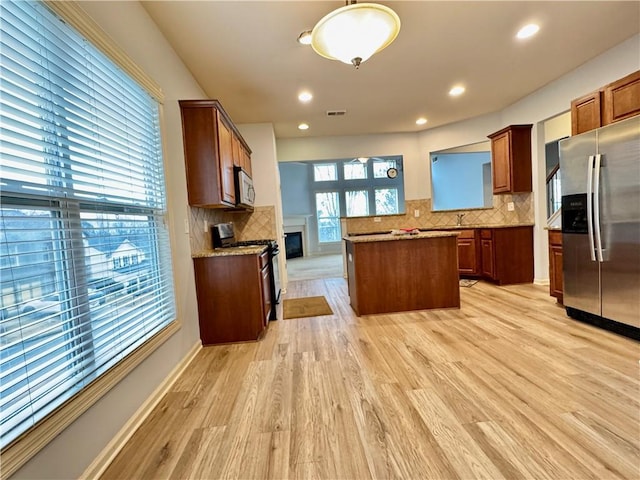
376 382 459 479
169 426 226 480
464 421 555 480
560 410 640 479
99 278 640 480
408 388 507 479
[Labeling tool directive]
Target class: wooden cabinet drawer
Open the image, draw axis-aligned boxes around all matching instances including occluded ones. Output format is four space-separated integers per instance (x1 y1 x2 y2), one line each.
457 229 476 239
548 229 562 246
480 229 493 240
259 249 269 269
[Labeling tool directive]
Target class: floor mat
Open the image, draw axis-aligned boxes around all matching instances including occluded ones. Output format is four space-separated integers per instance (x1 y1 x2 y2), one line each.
283 296 333 319
460 279 479 287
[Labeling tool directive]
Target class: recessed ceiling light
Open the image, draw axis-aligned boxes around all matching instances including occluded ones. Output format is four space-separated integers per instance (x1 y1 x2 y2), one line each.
516 24 540 39
298 91 313 103
416 117 428 126
449 86 465 96
297 30 312 45
298 123 309 130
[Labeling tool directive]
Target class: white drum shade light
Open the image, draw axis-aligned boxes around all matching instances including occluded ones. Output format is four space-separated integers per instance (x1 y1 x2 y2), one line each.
310 2 401 68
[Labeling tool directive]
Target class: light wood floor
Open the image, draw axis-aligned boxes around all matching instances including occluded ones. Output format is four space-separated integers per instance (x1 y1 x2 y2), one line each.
100 279 640 480
286 254 344 281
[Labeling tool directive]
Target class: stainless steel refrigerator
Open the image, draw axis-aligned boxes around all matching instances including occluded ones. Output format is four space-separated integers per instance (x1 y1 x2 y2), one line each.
560 115 640 339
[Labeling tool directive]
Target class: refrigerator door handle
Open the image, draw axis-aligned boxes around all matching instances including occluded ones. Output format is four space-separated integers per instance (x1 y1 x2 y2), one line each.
586 155 596 261
593 154 604 262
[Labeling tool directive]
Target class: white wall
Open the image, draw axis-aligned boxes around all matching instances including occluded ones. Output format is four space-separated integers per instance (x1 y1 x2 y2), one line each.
12 2 206 479
237 123 279 208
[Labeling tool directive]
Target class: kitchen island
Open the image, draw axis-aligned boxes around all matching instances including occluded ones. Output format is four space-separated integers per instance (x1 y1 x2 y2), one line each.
344 231 460 316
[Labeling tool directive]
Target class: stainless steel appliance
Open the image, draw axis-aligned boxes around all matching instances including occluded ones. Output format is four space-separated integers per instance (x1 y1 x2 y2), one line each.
211 223 280 319
559 115 640 340
234 167 255 209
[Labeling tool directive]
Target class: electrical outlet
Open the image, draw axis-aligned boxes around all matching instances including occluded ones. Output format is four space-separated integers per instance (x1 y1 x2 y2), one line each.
507 202 515 211
183 218 190 234
414 209 420 218
204 220 209 232
374 217 382 222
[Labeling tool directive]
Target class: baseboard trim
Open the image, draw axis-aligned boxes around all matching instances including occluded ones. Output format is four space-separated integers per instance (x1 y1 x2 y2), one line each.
79 340 202 480
534 278 550 286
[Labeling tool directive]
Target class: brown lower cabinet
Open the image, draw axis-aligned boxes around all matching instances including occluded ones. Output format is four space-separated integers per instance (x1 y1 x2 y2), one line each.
548 229 563 304
193 251 270 345
457 226 534 285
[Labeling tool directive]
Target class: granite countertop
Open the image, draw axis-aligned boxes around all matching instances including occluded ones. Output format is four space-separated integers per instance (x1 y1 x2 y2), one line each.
344 231 458 243
544 226 561 231
192 245 267 258
423 223 535 230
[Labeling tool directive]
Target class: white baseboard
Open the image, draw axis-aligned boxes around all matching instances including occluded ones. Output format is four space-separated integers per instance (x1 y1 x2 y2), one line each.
534 278 550 286
80 341 202 480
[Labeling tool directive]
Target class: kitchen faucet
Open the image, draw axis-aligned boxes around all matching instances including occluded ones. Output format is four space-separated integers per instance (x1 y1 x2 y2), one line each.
456 213 465 226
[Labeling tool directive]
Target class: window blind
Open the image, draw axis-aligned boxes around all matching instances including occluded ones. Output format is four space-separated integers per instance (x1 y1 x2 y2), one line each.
0 0 176 452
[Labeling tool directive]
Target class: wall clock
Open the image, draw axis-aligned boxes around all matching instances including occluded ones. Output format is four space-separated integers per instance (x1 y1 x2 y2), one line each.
386 167 398 179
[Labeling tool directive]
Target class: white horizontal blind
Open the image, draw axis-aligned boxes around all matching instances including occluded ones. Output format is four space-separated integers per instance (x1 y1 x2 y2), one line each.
0 0 175 450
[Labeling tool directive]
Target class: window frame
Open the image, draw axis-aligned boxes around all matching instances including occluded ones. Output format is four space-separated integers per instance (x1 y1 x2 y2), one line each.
314 190 342 243
0 1 177 476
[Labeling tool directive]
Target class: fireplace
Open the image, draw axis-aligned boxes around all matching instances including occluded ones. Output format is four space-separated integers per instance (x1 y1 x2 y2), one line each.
285 232 303 259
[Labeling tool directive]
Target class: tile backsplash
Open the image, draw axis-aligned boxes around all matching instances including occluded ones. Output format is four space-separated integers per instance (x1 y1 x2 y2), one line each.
189 206 276 252
188 193 533 251
344 193 534 234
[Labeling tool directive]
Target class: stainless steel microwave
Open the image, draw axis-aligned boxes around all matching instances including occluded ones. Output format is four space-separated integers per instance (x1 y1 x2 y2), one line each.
234 166 255 209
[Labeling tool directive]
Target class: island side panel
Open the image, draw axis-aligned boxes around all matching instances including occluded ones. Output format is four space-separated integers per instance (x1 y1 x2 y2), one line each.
346 236 460 315
493 226 534 285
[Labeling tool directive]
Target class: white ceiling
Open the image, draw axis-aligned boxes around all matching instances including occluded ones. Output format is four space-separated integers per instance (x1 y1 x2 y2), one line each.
141 1 640 139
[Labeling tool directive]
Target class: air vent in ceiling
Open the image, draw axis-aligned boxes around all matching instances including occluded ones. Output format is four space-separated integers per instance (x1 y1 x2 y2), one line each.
326 110 347 117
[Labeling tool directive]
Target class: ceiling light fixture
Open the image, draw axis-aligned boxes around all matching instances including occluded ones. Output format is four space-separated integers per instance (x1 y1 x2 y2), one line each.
449 85 465 96
297 30 312 45
298 123 309 130
310 1 401 69
357 157 369 163
298 91 313 103
416 117 428 126
516 23 540 39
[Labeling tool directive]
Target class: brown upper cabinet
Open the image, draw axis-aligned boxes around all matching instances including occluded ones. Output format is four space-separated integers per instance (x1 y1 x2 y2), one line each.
487 124 532 194
179 99 252 208
571 70 640 135
231 130 252 177
571 91 602 135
